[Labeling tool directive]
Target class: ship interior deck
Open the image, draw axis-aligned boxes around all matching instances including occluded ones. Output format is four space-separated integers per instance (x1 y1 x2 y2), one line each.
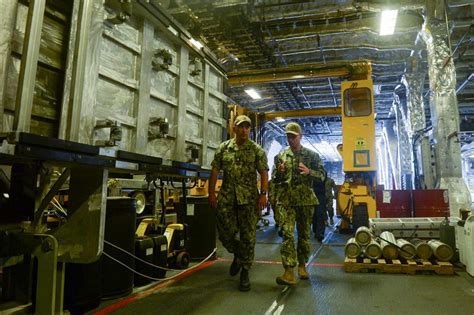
90 214 474 315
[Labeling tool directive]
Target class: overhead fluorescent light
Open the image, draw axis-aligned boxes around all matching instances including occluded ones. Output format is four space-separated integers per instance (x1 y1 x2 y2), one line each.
290 75 305 79
167 25 178 36
244 88 261 100
275 117 285 122
379 9 398 36
190 38 203 49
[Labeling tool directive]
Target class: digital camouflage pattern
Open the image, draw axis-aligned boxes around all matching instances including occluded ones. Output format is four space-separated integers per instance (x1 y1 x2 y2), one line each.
215 203 259 270
278 205 314 266
312 174 329 238
325 177 335 199
272 146 326 267
211 138 268 269
271 147 326 206
268 179 284 226
325 177 336 217
212 138 268 205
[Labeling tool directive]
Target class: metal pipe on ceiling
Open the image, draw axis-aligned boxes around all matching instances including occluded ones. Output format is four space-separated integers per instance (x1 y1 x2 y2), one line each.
317 34 338 107
258 9 378 26
275 46 415 57
262 20 312 109
263 107 341 120
352 0 425 10
227 61 371 85
252 0 437 23
456 73 474 94
262 14 423 42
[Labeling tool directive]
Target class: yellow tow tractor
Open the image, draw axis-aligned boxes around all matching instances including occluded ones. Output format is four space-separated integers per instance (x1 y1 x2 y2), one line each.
337 76 377 230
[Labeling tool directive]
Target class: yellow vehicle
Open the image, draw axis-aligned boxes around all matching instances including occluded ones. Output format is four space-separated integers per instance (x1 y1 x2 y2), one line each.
338 78 377 231
226 61 377 231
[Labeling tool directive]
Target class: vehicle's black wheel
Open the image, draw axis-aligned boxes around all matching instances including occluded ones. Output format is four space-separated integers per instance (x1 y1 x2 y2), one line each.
352 204 369 231
176 251 190 269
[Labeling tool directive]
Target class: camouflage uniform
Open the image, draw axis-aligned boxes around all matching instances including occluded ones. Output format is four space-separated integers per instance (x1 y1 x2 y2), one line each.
268 178 284 226
211 138 268 270
325 177 336 219
312 176 327 240
272 147 326 267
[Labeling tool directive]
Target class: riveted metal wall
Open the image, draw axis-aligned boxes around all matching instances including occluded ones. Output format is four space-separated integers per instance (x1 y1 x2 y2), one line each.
0 0 226 168
2 1 72 137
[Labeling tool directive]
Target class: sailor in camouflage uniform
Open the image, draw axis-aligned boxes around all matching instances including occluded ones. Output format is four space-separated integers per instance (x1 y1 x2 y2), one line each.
208 115 269 292
268 178 283 227
312 175 328 241
325 177 336 226
272 122 326 285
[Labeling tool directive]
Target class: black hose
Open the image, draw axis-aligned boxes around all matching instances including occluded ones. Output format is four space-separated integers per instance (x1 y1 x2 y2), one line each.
340 197 353 223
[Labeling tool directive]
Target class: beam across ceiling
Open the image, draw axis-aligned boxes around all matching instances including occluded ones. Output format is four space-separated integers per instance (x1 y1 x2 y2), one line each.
263 107 341 120
227 61 371 85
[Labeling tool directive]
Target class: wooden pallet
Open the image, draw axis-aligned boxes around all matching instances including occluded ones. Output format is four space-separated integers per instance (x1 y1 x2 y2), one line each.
344 257 454 275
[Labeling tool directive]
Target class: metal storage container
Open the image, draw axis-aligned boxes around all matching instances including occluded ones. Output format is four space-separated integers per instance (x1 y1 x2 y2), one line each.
0 0 227 168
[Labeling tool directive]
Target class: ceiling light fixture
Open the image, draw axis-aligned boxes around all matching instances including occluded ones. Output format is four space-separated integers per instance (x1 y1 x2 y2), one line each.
379 9 398 36
244 88 261 100
190 38 204 49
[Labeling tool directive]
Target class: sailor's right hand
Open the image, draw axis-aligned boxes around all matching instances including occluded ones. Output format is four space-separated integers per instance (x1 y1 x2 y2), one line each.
208 192 217 208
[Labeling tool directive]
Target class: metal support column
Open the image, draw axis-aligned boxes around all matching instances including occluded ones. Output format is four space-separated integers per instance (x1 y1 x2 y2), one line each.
0 0 18 132
383 120 401 189
395 103 414 189
403 72 427 189
33 234 59 315
176 46 189 161
201 63 210 166
420 0 471 214
13 0 46 132
135 19 154 152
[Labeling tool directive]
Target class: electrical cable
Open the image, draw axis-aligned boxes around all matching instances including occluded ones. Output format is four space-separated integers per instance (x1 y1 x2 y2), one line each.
102 247 217 282
409 227 419 239
104 239 181 271
339 197 353 223
52 197 67 213
49 201 64 213
370 231 413 256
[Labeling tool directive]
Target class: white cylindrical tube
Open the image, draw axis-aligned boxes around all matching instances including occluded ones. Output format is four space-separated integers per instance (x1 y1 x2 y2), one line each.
428 239 453 262
355 226 372 246
411 239 433 260
365 239 382 259
380 231 399 259
397 239 416 259
345 237 362 258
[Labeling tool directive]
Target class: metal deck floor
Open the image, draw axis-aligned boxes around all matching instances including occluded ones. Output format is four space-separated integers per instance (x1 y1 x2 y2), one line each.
90 221 474 315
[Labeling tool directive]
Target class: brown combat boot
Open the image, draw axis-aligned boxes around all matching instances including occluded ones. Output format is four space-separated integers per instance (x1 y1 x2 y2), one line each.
276 266 297 285
298 264 309 279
